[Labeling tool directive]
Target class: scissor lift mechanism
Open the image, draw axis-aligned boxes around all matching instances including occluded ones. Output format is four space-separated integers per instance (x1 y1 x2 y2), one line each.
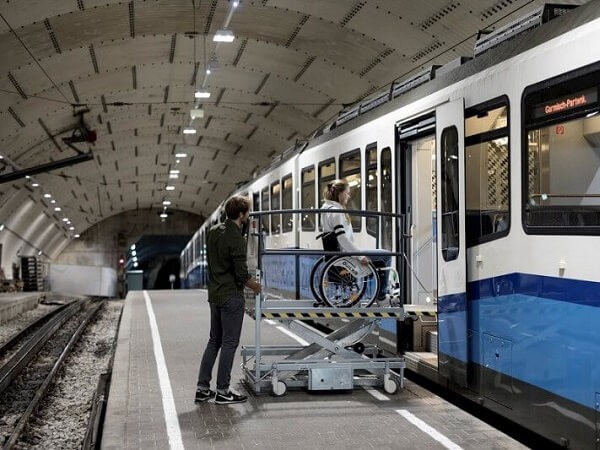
242 208 407 396
241 296 405 396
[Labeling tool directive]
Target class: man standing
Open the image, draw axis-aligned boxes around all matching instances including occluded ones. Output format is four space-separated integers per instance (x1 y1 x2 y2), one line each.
195 195 261 404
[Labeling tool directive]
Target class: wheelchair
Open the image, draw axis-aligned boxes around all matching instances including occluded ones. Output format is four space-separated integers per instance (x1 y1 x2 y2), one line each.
310 232 400 308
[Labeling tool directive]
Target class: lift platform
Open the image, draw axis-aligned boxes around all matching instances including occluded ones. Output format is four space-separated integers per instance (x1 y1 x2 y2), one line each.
241 296 406 396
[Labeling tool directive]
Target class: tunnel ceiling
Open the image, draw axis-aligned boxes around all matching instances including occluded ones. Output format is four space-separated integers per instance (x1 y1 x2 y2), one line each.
0 0 590 242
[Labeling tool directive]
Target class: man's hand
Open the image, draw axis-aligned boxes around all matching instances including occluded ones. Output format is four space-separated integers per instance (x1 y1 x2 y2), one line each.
245 278 262 294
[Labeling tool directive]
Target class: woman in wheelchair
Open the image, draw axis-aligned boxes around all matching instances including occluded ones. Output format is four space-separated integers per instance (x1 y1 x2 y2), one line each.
313 179 394 308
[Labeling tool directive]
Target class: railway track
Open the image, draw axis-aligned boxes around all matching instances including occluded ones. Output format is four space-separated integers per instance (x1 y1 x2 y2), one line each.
0 299 105 449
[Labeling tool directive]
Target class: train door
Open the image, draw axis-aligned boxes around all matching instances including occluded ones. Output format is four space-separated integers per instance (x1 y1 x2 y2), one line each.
435 99 467 387
397 114 438 357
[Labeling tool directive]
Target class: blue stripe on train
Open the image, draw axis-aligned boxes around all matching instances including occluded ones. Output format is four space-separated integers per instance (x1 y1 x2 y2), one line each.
467 273 600 410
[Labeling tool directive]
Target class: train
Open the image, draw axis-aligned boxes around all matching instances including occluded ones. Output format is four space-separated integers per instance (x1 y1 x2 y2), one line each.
181 3 600 448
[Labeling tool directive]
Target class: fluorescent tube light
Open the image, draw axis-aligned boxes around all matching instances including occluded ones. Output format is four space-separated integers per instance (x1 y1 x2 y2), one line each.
213 29 235 42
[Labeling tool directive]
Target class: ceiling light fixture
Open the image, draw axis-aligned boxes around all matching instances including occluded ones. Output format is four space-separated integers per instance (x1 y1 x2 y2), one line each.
213 29 235 42
74 234 80 238
165 186 175 191
190 108 204 120
194 90 210 99
175 153 188 158
169 169 180 174
183 127 197 134
163 200 171 206
160 213 168 218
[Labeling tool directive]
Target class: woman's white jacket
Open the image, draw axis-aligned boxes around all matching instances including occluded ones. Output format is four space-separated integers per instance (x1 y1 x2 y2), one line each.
320 200 360 253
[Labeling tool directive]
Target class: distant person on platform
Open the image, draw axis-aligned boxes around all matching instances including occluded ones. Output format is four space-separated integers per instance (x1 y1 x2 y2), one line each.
195 195 262 405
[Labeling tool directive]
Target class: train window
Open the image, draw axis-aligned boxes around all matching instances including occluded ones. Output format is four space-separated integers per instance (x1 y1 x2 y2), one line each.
365 143 378 237
301 166 316 231
523 64 600 234
261 186 270 234
282 174 293 233
318 159 336 230
252 191 260 212
465 97 510 247
381 147 393 250
440 127 460 261
340 149 362 231
271 181 281 234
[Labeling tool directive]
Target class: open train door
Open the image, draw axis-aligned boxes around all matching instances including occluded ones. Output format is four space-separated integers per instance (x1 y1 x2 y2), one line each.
435 99 467 387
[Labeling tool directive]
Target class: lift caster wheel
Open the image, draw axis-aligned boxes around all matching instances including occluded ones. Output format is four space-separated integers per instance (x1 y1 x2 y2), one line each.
272 380 287 397
383 378 398 395
352 342 365 354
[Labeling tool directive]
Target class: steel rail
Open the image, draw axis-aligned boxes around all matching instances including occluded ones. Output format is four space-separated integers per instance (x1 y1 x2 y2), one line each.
0 302 71 358
0 301 82 395
3 300 104 450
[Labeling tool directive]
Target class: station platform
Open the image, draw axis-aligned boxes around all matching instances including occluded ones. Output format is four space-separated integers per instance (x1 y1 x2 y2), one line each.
0 292 42 323
102 290 527 450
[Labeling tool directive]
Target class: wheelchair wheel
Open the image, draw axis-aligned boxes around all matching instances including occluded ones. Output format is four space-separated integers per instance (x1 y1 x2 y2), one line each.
319 256 379 308
309 256 327 303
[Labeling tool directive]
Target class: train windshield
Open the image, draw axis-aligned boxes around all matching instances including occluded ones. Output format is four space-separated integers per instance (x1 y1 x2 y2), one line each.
523 64 600 234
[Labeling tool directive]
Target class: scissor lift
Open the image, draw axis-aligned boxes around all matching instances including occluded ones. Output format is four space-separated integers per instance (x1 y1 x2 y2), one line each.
241 295 405 396
242 208 407 395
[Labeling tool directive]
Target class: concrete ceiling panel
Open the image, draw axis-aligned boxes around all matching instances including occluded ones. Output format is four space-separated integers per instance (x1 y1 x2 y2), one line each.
4 21 56 67
290 18 387 74
235 40 308 79
50 4 130 49
229 4 303 44
298 58 371 102
0 1 78 29
95 35 171 69
266 0 350 24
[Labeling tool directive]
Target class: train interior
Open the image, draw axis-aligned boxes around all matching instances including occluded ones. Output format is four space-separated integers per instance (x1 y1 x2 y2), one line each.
395 125 439 375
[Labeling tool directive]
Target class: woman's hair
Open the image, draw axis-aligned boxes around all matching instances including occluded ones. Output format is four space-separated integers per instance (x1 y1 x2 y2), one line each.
323 178 349 203
225 195 250 219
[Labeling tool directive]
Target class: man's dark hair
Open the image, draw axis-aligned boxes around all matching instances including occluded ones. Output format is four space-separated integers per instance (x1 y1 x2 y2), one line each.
225 195 250 219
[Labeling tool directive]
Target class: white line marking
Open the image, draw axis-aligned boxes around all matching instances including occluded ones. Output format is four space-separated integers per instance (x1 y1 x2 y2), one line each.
275 326 309 346
363 387 390 401
379 336 395 346
263 319 309 346
143 291 185 450
396 409 463 450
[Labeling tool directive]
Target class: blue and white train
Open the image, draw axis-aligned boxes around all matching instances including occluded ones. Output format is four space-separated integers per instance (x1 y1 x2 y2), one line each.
181 4 600 448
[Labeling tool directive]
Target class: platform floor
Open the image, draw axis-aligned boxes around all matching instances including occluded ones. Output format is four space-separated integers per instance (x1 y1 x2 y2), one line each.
0 292 41 323
102 290 527 450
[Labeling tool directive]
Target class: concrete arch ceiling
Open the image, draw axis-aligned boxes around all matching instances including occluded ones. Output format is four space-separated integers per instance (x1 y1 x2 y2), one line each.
0 0 589 249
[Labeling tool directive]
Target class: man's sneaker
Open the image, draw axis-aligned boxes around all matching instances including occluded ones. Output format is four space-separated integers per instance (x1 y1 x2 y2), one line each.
214 389 247 404
194 388 215 403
